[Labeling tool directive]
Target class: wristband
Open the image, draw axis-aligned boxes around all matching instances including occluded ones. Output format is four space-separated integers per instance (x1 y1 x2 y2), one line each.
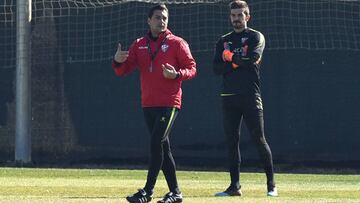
174 72 181 79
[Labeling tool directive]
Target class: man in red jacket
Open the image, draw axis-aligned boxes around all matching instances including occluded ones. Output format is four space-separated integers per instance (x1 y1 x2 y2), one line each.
112 4 196 203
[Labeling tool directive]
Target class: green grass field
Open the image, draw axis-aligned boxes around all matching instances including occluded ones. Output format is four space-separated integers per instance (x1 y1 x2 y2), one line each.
0 167 359 203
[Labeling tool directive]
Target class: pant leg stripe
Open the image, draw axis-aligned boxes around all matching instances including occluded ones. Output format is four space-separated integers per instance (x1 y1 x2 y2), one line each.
164 107 177 138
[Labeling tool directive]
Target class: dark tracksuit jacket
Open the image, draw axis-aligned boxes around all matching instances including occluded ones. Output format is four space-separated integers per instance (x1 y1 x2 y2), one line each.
213 27 264 97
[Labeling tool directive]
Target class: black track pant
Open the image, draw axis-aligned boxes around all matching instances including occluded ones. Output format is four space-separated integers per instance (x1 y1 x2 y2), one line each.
222 94 275 190
143 107 180 194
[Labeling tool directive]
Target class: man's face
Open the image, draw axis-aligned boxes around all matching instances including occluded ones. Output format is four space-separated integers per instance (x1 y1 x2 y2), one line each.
230 8 250 30
148 10 168 35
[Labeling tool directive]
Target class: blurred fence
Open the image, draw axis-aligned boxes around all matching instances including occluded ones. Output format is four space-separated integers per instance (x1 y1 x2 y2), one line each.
1 0 360 168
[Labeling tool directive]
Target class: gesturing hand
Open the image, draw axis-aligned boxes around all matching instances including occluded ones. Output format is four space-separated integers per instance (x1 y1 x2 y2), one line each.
114 43 129 63
162 63 179 79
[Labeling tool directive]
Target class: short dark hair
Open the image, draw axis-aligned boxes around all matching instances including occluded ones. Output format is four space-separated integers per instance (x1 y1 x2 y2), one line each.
148 4 168 18
229 0 250 16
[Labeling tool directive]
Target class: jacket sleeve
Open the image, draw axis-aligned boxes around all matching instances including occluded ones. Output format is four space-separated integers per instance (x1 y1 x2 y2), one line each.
213 38 233 75
112 40 138 76
176 40 197 80
232 32 265 68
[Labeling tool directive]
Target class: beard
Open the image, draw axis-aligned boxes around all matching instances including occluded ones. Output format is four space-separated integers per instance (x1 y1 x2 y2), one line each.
232 21 244 30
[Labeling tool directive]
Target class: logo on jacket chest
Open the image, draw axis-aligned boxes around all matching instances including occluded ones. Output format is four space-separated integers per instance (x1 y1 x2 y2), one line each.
232 38 249 56
161 44 169 52
241 37 248 44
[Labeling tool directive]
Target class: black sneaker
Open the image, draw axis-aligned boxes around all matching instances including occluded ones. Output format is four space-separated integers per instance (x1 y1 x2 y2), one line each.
126 189 152 203
215 185 242 197
157 192 183 203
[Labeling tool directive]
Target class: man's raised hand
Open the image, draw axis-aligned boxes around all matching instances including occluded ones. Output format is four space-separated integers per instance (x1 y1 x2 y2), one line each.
114 43 129 63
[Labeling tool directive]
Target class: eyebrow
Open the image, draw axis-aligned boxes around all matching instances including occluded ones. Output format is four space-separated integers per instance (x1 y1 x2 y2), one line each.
154 14 167 19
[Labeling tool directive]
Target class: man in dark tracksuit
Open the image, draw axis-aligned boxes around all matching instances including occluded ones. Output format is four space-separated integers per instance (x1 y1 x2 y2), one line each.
213 0 277 197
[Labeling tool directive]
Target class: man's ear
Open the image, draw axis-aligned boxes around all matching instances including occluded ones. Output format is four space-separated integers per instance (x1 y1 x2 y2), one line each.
246 15 251 22
147 18 151 26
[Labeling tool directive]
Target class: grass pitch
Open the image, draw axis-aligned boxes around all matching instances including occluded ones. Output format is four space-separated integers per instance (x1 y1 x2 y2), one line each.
0 167 359 202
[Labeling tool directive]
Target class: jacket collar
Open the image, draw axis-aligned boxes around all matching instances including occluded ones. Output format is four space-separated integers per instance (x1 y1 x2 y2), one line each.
147 29 172 42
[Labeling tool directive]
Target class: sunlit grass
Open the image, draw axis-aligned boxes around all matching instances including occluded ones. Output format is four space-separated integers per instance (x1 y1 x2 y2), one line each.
0 167 359 202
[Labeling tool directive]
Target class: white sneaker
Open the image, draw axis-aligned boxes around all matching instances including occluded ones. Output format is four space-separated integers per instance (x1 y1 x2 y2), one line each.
267 187 278 197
